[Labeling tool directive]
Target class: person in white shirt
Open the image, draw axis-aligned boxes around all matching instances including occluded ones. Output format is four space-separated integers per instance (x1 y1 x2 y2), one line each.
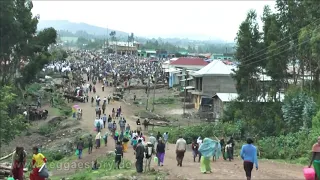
197 137 203 146
175 136 187 167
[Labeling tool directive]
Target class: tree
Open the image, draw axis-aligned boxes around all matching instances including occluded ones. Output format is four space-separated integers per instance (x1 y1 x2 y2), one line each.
282 88 317 132
0 0 57 87
233 10 262 102
0 0 58 146
109 31 116 41
0 86 27 147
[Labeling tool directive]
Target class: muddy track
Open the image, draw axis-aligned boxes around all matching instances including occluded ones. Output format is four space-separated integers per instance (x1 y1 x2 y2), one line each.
52 76 305 179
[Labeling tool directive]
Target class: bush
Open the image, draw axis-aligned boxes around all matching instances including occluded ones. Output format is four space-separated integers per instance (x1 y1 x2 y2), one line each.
46 150 65 161
38 124 56 135
154 97 175 105
257 130 315 161
150 122 241 144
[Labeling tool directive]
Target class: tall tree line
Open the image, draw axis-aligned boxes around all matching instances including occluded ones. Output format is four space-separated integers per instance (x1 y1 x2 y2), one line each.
234 1 320 102
0 0 58 146
224 1 320 137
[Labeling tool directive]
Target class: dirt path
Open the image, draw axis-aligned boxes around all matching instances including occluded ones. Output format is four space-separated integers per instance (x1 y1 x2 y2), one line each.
53 77 305 179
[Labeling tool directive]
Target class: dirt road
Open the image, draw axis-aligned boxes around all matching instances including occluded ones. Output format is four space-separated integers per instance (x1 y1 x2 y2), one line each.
53 78 305 179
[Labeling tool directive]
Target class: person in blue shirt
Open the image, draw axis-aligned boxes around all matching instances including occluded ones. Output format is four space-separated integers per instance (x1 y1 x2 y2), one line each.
240 138 258 180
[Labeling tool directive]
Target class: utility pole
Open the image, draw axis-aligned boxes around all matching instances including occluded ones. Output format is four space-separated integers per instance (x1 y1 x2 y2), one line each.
107 26 109 54
152 71 157 112
146 75 150 110
103 38 106 55
183 69 187 115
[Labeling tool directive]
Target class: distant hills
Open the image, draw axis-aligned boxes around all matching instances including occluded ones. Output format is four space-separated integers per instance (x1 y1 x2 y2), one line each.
37 20 129 37
37 20 232 44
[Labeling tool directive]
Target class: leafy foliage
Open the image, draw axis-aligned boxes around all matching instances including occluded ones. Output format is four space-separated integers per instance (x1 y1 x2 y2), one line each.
282 88 317 132
0 86 27 146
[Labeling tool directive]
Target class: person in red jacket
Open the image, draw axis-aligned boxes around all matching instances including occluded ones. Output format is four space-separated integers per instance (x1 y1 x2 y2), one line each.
192 139 201 162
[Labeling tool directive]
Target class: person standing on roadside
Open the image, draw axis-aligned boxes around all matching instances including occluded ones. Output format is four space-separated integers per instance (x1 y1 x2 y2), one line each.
135 139 145 173
240 138 258 180
175 135 187 167
227 137 235 160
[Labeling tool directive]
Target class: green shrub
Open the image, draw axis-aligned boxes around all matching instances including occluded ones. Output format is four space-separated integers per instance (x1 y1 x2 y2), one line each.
38 124 55 135
154 97 175 105
59 106 72 116
257 130 313 160
149 122 241 144
45 150 65 161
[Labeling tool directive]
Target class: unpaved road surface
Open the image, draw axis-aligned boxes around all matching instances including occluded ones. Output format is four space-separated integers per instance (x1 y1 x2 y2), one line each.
53 77 305 179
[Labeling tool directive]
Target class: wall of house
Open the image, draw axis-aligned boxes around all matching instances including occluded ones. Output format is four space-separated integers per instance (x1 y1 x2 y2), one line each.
213 97 223 119
202 76 236 95
194 94 201 110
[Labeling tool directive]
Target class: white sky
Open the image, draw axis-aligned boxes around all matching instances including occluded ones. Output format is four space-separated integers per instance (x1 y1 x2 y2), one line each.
32 1 276 42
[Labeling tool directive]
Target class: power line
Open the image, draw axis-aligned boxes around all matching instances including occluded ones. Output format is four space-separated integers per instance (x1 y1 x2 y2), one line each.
236 17 320 66
236 24 320 69
238 36 310 68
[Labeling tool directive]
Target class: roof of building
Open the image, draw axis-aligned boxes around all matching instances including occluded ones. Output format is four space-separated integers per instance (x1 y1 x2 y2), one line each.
213 93 238 102
170 57 208 66
213 92 285 102
194 60 234 76
146 50 156 54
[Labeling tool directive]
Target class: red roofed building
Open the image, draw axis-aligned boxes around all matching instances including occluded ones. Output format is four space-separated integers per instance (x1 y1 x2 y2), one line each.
170 57 209 70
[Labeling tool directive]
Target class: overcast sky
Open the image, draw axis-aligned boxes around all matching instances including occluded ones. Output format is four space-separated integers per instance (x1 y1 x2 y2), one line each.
32 1 276 42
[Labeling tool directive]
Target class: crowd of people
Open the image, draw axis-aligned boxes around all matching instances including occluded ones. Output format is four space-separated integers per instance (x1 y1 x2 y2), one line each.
9 51 259 180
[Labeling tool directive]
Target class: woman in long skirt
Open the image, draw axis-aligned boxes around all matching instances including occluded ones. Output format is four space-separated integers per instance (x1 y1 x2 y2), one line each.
12 147 27 180
122 131 130 152
112 108 115 119
156 139 166 166
198 138 219 174
200 156 211 173
95 132 101 149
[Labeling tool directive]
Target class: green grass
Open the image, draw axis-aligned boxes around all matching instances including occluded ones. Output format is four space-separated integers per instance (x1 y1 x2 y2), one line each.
50 155 134 180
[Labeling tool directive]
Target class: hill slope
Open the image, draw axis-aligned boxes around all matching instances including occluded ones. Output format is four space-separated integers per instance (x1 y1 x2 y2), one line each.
37 20 129 37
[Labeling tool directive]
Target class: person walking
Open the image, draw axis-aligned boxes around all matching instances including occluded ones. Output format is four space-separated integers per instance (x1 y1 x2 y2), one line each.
156 139 166 166
240 138 258 180
11 147 27 180
76 138 84 159
29 146 47 180
227 137 235 160
88 134 93 154
135 139 145 173
198 138 220 174
95 132 101 149
145 142 155 171
149 133 157 147
163 132 169 149
114 141 123 169
175 135 187 167
191 139 200 162
102 103 106 115
102 114 107 128
103 132 108 146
